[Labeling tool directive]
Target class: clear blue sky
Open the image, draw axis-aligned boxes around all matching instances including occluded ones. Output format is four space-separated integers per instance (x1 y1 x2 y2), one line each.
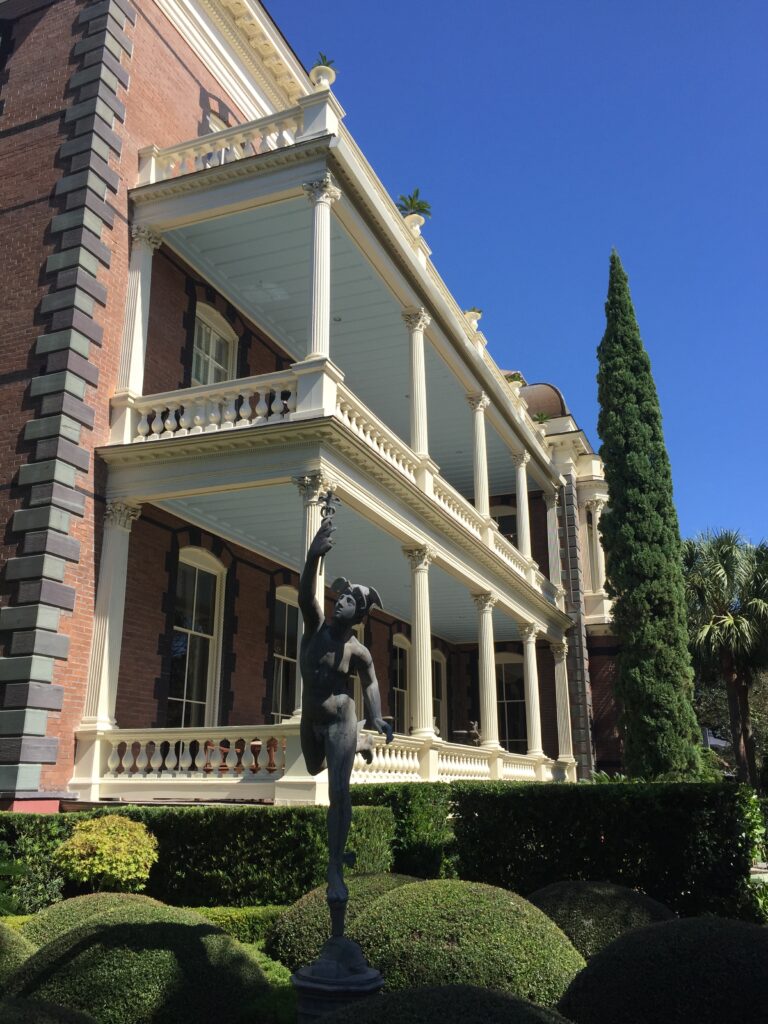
267 0 767 543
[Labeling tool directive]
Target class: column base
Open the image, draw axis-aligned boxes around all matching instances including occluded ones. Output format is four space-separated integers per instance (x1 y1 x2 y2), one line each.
556 757 578 782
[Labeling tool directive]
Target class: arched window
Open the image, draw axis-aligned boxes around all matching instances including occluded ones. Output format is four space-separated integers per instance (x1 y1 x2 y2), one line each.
431 650 448 738
490 504 517 547
271 585 299 722
192 303 237 386
392 634 410 735
496 652 526 754
168 547 226 728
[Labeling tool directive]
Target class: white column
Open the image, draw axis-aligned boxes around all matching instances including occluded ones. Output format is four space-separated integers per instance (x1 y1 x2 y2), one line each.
292 473 334 716
552 641 575 763
116 226 162 394
512 451 532 561
404 545 436 738
403 307 431 458
590 499 607 592
468 393 490 518
302 173 341 360
81 502 141 729
474 592 500 748
520 622 544 757
545 490 562 588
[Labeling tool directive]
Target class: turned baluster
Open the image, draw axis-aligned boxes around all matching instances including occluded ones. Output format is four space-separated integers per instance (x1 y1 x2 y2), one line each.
225 741 239 773
253 391 269 424
149 742 163 775
221 392 238 429
190 401 206 435
208 740 223 775
134 740 149 774
236 391 253 428
179 741 193 772
205 396 222 433
106 742 121 777
161 405 179 439
135 409 151 442
177 404 193 436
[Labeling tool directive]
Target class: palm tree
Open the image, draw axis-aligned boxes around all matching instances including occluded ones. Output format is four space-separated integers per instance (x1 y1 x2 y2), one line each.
682 530 768 786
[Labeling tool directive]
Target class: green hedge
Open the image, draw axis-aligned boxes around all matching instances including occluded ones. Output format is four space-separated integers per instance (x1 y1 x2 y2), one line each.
452 782 763 919
0 805 394 908
191 905 284 943
350 783 454 877
323 985 570 1024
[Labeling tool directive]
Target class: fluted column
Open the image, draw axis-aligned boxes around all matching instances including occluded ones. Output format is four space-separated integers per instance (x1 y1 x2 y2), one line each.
520 623 544 757
404 544 436 738
403 307 431 458
545 490 562 588
474 592 500 748
468 393 490 518
292 473 334 716
82 502 142 729
552 641 575 763
117 226 162 394
589 499 607 592
303 173 342 359
512 452 532 561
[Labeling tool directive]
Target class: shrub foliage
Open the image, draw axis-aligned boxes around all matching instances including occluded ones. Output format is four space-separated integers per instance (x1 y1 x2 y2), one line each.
452 781 763 919
0 999 97 1024
353 880 584 1006
53 817 158 893
20 894 162 950
323 985 571 1024
559 917 768 1024
265 872 418 971
0 922 35 989
528 880 675 959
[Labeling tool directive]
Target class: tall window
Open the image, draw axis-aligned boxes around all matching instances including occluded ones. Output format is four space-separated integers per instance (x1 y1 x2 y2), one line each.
497 653 526 753
351 623 366 721
431 651 448 737
192 304 237 386
168 549 225 728
272 586 299 721
392 635 410 735
490 504 517 547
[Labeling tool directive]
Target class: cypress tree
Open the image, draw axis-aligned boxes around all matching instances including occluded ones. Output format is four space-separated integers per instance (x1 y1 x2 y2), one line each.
596 251 701 777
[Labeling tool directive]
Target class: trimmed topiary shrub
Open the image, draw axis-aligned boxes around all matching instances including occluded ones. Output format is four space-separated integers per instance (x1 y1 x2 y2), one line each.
4 900 268 1024
20 893 162 950
53 816 158 893
353 880 584 1006
191 904 284 944
0 922 35 988
323 985 571 1023
350 783 455 877
264 873 418 971
559 917 768 1023
0 998 97 1023
528 880 675 959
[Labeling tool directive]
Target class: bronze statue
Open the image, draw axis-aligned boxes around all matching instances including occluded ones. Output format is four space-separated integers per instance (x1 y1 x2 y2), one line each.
299 500 393 916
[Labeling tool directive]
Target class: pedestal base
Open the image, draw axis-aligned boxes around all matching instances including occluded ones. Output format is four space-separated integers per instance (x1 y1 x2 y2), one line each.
291 936 384 1022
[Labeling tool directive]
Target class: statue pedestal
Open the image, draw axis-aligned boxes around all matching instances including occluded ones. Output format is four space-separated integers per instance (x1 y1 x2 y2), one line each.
291 936 384 1022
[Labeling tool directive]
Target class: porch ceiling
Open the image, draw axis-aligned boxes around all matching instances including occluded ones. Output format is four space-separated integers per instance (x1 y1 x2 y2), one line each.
164 201 529 506
156 485 520 644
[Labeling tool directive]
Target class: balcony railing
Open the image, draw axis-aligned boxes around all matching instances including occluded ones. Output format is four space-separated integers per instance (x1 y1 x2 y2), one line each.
71 723 559 803
335 384 419 484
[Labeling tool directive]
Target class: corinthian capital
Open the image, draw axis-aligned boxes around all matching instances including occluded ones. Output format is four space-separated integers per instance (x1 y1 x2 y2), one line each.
467 392 490 413
302 172 342 206
403 544 436 571
512 451 531 469
519 622 538 643
402 307 431 333
472 591 498 613
294 472 335 506
131 225 163 250
551 640 568 661
105 502 141 531
545 490 560 510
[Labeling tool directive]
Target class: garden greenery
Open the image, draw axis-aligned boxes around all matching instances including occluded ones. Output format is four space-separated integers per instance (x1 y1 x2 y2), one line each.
53 816 158 893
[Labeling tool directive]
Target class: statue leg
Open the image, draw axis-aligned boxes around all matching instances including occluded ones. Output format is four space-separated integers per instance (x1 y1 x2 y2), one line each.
325 697 358 903
301 710 326 776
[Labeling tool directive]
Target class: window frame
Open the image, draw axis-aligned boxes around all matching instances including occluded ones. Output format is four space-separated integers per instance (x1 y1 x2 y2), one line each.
495 651 527 754
192 303 238 386
271 585 300 723
168 546 227 729
431 649 448 738
490 503 518 547
392 633 411 736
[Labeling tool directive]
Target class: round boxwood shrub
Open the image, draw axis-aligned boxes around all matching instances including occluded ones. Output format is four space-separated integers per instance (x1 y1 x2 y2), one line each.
353 880 584 1006
527 880 675 959
5 900 268 1024
323 985 571 1023
21 893 163 949
53 815 158 893
0 998 97 1023
559 917 768 1023
265 872 419 971
0 923 35 988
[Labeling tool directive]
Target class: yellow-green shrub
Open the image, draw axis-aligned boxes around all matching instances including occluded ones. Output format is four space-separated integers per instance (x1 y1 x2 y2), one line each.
53 816 158 893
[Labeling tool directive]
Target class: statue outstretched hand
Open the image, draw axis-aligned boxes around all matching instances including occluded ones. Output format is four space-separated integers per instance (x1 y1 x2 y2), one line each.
308 516 335 559
373 717 394 744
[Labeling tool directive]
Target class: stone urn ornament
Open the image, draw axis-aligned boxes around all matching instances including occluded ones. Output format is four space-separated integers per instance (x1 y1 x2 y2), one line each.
309 52 336 91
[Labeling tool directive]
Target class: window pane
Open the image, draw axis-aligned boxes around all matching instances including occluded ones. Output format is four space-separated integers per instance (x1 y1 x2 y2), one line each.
194 569 216 634
285 603 298 659
166 698 183 728
274 601 286 655
174 564 196 628
169 634 188 698
186 635 210 703
213 365 227 383
186 701 206 728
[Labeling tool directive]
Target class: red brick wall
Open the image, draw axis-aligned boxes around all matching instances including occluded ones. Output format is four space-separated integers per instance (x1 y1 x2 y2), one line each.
587 635 622 769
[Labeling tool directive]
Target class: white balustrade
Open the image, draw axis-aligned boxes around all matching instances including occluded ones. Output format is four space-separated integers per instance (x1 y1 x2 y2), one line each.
129 372 297 444
432 479 485 538
437 743 493 782
351 733 422 784
138 109 303 186
102 728 288 779
500 751 538 781
335 386 418 483
493 532 532 580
